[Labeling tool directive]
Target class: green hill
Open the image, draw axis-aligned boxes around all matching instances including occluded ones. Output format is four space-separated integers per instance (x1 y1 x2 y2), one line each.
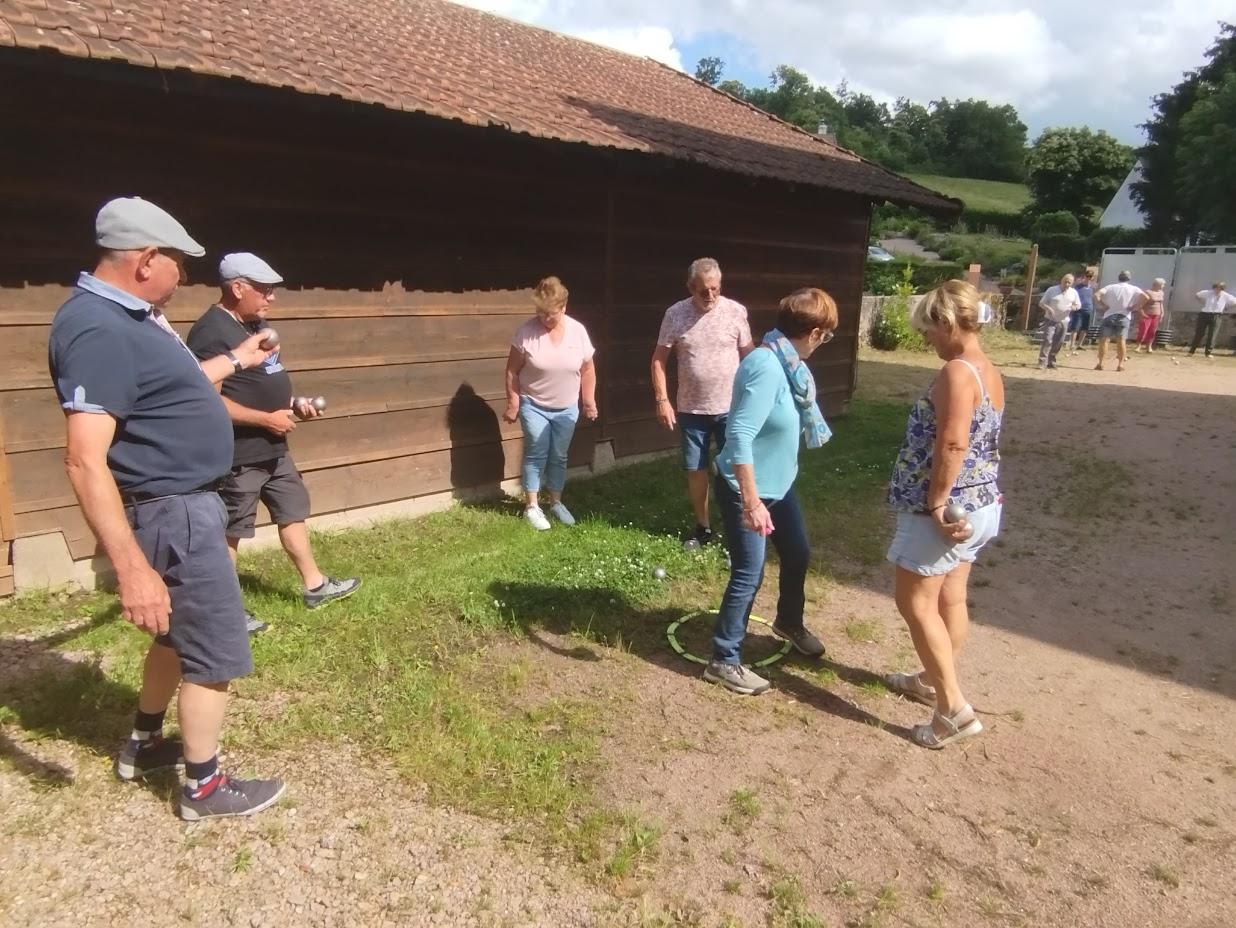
906 174 1030 217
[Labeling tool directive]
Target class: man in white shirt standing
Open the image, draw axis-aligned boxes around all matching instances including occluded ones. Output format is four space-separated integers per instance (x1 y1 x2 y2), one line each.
1094 270 1146 372
1189 282 1236 359
1037 273 1080 370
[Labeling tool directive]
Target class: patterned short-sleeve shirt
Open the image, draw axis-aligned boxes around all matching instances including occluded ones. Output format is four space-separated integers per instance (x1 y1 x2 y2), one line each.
656 296 752 415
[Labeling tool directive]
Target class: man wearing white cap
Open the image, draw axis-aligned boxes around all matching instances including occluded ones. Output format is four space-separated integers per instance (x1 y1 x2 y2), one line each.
48 197 285 820
186 253 360 627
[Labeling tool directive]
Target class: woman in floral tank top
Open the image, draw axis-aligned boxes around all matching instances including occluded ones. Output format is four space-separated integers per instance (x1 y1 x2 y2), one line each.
884 281 1005 749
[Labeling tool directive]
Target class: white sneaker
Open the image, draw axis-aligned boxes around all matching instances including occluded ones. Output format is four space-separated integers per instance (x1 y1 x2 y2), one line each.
548 501 576 525
524 507 551 531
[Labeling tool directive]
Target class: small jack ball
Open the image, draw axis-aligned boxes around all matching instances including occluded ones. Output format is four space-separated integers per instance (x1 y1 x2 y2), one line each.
652 566 667 581
943 503 967 524
259 328 279 350
312 396 327 412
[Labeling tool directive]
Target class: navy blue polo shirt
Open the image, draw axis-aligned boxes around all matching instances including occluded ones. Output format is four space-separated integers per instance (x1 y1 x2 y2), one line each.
48 273 235 497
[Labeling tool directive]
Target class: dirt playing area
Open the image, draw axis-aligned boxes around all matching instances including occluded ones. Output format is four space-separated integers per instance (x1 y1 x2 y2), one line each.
3 347 1234 928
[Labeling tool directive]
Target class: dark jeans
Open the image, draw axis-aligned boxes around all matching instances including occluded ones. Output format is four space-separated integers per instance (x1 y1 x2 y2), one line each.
712 476 810 664
1190 312 1220 355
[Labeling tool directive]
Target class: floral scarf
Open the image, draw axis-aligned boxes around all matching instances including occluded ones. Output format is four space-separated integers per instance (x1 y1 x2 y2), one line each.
761 328 832 449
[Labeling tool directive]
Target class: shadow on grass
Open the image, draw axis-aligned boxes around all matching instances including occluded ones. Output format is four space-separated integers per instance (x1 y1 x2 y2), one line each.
0 607 175 802
487 580 911 740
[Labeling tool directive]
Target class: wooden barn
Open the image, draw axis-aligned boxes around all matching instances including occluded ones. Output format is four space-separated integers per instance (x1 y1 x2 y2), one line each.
0 0 956 594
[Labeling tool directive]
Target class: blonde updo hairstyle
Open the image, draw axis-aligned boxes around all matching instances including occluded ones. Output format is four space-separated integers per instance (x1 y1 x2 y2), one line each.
533 276 569 311
910 279 985 334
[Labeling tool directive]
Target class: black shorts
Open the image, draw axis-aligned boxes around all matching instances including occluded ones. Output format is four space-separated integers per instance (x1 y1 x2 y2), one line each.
127 492 252 684
220 455 312 538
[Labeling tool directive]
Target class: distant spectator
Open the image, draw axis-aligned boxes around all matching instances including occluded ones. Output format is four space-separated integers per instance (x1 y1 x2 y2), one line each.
503 277 598 530
1094 270 1145 372
1037 273 1079 370
1067 267 1096 352
1134 278 1167 353
1189 282 1236 359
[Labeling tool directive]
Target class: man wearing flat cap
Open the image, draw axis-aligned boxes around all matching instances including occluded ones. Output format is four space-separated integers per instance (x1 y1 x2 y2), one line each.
48 197 284 820
186 254 360 626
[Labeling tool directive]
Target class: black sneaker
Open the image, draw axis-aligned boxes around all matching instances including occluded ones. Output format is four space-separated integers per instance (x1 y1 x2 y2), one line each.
303 576 361 610
682 525 715 551
771 621 826 658
179 773 286 821
115 735 184 781
245 610 268 635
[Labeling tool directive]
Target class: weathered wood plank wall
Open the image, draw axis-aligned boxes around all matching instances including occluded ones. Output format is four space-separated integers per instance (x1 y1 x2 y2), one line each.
0 60 867 581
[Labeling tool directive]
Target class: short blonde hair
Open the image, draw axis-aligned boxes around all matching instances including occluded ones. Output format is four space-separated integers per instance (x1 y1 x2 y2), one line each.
911 279 985 333
533 276 569 310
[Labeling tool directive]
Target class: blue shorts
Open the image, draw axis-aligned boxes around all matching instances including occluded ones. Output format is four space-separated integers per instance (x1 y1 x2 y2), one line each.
1069 309 1092 333
886 502 1002 577
1100 315 1130 339
127 491 253 684
678 412 727 471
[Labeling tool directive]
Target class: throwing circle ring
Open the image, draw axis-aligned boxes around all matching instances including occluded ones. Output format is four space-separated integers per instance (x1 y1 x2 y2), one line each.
666 610 792 668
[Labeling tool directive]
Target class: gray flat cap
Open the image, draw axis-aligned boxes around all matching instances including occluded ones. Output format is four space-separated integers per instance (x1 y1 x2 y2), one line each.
219 252 284 285
95 197 205 256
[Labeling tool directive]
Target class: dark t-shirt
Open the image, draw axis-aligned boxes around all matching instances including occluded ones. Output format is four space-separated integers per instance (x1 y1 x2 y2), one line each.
49 286 234 497
185 305 294 467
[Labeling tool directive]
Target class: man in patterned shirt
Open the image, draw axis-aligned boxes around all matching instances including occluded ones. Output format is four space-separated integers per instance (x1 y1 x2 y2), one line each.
650 258 754 548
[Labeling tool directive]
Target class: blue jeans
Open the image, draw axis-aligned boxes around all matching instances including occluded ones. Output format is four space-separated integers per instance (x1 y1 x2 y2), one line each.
712 476 810 664
679 412 727 471
519 398 579 493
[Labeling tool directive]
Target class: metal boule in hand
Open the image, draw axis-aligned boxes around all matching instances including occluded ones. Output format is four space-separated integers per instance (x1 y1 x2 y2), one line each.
312 396 327 412
943 502 973 540
258 328 279 350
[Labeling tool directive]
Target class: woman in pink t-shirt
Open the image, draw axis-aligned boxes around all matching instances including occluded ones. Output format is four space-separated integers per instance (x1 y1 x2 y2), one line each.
503 277 598 531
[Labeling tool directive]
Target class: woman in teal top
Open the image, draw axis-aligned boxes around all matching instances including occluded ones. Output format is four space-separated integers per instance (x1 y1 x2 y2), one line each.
704 288 838 696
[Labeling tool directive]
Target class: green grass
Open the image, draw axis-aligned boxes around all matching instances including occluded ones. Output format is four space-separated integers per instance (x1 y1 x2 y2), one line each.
768 877 827 928
723 788 762 830
0 392 910 864
906 174 1030 216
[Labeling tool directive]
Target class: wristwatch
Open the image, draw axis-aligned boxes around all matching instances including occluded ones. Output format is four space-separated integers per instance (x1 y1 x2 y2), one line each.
225 350 243 373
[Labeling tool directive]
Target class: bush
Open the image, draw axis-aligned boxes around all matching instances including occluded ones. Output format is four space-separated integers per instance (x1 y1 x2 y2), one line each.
871 265 927 352
1030 210 1081 239
961 207 1026 237
864 260 903 296
910 261 964 289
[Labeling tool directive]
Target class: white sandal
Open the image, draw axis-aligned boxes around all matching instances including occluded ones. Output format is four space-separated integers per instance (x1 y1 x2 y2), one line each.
911 704 983 749
885 671 936 707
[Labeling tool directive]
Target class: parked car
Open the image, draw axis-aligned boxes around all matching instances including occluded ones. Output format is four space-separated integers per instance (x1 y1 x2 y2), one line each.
867 244 896 263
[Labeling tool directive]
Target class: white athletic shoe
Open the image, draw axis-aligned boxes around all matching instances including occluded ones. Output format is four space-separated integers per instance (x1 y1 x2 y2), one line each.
524 506 551 531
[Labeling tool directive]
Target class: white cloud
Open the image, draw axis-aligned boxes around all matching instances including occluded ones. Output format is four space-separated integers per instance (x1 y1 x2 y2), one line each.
449 0 1231 142
575 26 684 70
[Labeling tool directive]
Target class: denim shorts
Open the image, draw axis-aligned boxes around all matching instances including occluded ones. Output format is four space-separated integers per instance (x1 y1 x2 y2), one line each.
1068 309 1092 333
1100 314 1130 339
679 412 727 471
886 502 1002 577
126 492 253 684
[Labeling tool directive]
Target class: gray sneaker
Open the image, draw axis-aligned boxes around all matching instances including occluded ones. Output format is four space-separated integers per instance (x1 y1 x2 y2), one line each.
244 610 268 635
303 576 361 610
179 774 286 821
115 735 183 781
702 661 771 695
771 622 826 658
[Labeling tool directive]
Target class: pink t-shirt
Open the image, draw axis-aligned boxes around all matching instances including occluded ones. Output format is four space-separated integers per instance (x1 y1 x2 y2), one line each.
656 296 752 415
512 315 595 409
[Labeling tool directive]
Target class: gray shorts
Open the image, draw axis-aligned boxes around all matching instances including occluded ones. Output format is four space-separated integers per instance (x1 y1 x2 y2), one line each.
220 455 312 538
127 492 252 684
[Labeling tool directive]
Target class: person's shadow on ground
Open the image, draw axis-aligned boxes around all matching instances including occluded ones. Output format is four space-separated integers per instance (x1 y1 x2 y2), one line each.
486 580 913 742
0 608 179 803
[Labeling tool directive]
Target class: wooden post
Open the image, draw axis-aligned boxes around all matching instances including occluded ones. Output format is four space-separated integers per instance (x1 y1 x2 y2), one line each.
0 413 16 596
1020 244 1039 331
967 264 981 289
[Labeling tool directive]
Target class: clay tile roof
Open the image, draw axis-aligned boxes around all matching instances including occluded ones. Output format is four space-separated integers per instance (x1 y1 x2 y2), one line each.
0 0 958 212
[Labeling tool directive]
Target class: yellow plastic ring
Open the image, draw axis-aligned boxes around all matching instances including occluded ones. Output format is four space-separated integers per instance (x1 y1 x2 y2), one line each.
666 610 792 668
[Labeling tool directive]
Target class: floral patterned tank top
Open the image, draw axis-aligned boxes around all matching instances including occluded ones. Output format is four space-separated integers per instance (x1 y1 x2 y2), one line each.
888 359 1002 514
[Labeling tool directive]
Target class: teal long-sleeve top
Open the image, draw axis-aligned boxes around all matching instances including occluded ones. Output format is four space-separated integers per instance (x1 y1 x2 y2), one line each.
715 347 801 501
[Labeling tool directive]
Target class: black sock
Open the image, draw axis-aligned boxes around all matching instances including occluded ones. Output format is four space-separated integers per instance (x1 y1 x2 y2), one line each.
184 755 221 799
128 709 166 750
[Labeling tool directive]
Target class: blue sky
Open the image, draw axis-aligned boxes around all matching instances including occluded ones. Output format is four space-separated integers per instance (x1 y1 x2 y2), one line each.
455 0 1232 145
